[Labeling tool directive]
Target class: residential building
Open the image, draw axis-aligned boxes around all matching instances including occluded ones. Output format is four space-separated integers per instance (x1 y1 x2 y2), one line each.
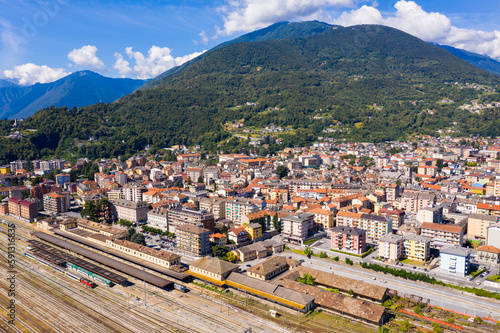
477 245 500 265
378 208 405 228
187 167 204 182
227 226 249 244
378 234 403 262
468 213 498 240
55 173 71 186
487 222 500 249
421 222 464 248
147 206 169 231
330 226 366 254
417 205 444 224
403 234 431 262
7 198 37 221
111 199 149 223
245 223 262 241
199 197 226 220
308 208 335 231
359 214 392 241
176 224 211 256
281 212 314 244
167 206 214 231
440 246 471 277
43 192 68 214
225 198 261 225
9 160 26 173
209 233 227 246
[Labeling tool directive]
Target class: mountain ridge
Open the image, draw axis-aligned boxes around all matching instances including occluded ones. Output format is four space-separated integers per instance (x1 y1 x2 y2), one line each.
1 22 499 164
0 71 146 119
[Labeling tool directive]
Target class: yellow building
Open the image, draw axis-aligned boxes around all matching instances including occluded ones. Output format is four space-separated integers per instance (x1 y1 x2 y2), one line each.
245 223 262 241
308 208 335 231
0 165 11 174
402 234 431 262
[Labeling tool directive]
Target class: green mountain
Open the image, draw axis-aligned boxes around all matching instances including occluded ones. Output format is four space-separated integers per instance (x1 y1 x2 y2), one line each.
1 22 500 163
0 71 146 119
433 43 500 76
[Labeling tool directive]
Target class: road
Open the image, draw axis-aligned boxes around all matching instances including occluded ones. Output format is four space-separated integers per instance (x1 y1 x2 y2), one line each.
282 251 500 318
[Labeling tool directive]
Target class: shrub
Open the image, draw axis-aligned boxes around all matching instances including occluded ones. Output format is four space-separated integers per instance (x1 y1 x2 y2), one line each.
333 256 339 261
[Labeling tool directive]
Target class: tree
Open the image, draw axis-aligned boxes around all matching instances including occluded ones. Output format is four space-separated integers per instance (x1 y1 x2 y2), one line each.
319 251 327 258
126 227 136 241
275 165 289 179
333 256 339 261
436 158 444 172
197 175 204 184
297 273 316 285
272 214 281 232
131 232 146 245
395 179 402 186
224 251 237 262
345 258 354 265
220 225 229 235
347 289 354 296
212 245 229 259
174 178 183 188
304 247 314 258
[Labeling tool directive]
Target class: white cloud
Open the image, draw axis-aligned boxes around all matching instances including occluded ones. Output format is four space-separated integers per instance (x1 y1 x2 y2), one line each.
113 46 206 79
334 0 500 61
198 31 210 45
216 0 354 36
2 63 69 85
68 45 108 72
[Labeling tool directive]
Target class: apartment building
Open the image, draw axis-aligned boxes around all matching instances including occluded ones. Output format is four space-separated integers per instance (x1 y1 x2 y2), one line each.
176 224 211 256
199 197 226 220
308 208 335 231
468 213 498 240
43 192 69 214
288 179 331 194
358 214 392 242
330 226 366 254
7 198 37 221
400 193 436 213
225 198 262 225
111 199 149 223
187 167 204 182
167 206 214 231
417 205 444 224
147 206 169 231
281 212 314 244
421 222 464 248
402 234 431 262
440 246 470 277
378 208 405 228
378 234 403 262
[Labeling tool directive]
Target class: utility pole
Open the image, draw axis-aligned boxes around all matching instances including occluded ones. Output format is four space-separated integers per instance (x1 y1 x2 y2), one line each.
143 268 147 308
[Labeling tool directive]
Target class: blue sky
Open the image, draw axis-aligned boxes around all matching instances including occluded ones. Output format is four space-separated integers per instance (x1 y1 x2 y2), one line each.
1 0 499 85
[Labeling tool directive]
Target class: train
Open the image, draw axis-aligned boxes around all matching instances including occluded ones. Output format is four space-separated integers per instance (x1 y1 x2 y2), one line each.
66 262 114 287
25 252 97 288
174 283 188 293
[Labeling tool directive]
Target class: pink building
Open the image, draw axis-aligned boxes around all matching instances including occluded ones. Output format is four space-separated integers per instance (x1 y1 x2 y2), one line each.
330 226 366 255
378 234 403 262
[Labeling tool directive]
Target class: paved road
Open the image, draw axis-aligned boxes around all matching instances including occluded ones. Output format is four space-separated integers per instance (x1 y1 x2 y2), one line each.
283 251 500 318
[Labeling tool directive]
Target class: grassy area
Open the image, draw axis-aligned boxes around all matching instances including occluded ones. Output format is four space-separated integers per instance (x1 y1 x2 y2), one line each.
303 238 317 245
486 274 500 282
400 258 426 267
329 246 374 258
470 268 486 278
470 240 482 249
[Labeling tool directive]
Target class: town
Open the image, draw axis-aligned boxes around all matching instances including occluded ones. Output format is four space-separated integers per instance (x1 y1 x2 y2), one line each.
2 135 500 331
